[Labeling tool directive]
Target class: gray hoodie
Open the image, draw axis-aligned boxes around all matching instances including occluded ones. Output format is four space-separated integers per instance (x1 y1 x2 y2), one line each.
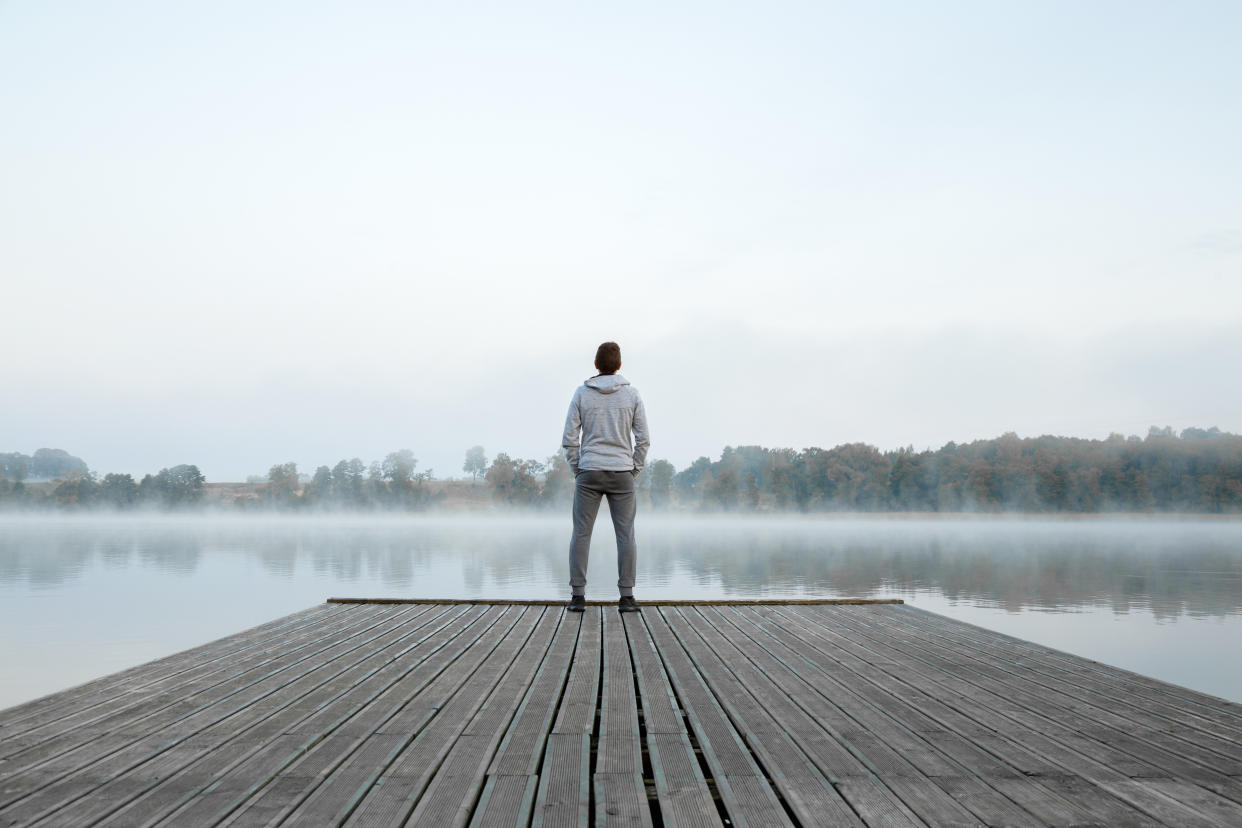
562 373 650 473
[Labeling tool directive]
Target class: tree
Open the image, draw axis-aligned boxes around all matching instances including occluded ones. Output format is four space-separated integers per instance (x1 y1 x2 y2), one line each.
99 473 139 508
0 453 28 483
463 446 488 482
332 458 366 503
144 464 206 506
485 453 541 506
648 459 675 510
306 466 334 505
29 448 89 480
743 471 760 510
766 449 797 510
382 450 418 488
540 454 575 508
266 462 300 505
53 472 97 507
675 457 712 495
695 468 715 510
709 467 739 509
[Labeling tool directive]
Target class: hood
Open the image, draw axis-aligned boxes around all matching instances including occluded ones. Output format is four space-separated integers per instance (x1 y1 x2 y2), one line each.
584 373 630 394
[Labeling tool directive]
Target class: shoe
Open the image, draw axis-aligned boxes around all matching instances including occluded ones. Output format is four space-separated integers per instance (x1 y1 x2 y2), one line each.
618 596 640 613
567 595 586 612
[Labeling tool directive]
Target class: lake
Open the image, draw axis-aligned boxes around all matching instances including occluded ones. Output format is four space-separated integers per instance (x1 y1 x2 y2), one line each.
1 513 1239 710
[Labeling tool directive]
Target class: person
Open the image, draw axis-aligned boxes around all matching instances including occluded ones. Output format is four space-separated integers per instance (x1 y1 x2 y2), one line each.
561 341 649 612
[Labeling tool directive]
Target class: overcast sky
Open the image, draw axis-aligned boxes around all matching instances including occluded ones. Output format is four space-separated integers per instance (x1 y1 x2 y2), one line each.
3 1 1240 481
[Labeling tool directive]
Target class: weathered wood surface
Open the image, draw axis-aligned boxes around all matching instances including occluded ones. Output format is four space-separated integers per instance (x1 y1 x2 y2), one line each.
3 601 1241 826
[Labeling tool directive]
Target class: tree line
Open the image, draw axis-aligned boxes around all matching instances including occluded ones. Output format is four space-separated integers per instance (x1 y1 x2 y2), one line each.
0 449 88 482
3 427 1240 512
0 463 207 509
663 427 1242 513
472 427 1242 513
256 451 438 510
0 450 438 511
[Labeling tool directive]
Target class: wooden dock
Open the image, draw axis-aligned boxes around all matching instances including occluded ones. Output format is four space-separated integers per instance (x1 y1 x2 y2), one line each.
2 600 1242 826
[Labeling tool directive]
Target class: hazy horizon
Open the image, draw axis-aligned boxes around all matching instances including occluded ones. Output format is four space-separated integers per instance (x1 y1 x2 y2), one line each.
4 2 1240 481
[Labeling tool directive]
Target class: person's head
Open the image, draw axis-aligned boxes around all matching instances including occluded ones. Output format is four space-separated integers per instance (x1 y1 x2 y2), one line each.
594 341 622 375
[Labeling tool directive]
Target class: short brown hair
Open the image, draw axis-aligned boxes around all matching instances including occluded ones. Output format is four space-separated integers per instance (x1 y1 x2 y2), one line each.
594 341 621 374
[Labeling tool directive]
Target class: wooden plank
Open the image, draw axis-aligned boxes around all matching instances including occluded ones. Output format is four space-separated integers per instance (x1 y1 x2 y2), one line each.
406 608 562 827
487 612 581 775
470 774 538 828
0 605 406 813
855 606 1242 807
869 606 1242 777
830 606 1242 801
714 606 1062 827
741 605 1141 827
658 606 871 826
874 604 1242 754
470 612 581 827
0 605 393 769
640 608 792 828
0 604 385 783
332 606 542 825
87 604 473 827
593 608 650 827
212 605 519 826
594 772 652 827
0 605 428 825
44 605 452 827
531 733 590 828
886 603 1242 734
762 605 1167 826
533 607 600 828
551 607 601 736
0 603 342 732
232 607 513 827
645 733 718 828
807 605 1242 827
680 606 957 827
622 612 717 828
0 603 362 757
597 610 641 775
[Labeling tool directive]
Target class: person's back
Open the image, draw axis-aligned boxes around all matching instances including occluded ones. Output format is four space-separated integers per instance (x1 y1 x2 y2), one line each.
569 373 644 470
562 341 649 612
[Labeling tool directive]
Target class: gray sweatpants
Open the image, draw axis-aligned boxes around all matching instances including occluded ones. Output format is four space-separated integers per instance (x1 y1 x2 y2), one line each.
569 470 637 598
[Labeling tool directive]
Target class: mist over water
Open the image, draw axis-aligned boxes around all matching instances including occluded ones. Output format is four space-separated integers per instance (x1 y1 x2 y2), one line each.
2 513 1240 709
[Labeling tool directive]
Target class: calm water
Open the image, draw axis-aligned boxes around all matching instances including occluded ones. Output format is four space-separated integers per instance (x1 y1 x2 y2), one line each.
1 513 1240 710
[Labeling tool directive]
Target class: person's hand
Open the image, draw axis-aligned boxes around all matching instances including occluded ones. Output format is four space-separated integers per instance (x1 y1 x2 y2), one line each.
630 468 640 478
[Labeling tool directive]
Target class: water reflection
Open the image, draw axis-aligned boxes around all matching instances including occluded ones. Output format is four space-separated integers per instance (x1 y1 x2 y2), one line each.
2 515 1240 709
1 515 1239 617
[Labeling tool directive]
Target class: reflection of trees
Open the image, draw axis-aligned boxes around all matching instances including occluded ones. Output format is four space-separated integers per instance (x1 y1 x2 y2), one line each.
1 516 1240 618
0 518 204 586
633 519 1242 618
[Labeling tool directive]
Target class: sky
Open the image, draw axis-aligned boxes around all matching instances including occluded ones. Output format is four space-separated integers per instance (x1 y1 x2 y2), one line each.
2 1 1240 482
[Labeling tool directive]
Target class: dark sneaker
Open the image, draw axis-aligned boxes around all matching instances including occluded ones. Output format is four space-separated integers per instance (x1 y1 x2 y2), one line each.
567 595 586 612
618 596 640 613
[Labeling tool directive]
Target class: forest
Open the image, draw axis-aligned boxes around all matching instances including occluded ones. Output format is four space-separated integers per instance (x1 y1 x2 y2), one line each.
1 427 1239 513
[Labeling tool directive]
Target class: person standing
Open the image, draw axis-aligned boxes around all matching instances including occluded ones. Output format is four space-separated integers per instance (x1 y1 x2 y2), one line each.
561 341 650 612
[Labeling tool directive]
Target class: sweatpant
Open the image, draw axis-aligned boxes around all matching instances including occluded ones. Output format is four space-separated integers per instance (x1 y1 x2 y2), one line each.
569 469 637 597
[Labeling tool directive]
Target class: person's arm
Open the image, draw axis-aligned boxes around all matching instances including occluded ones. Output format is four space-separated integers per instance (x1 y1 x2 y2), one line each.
631 390 650 474
562 390 582 473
